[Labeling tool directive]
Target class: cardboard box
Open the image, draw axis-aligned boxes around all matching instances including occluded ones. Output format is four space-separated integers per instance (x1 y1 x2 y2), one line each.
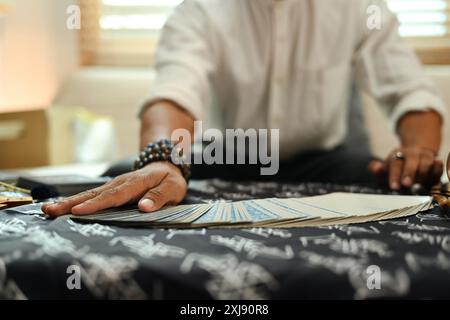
0 107 117 169
0 108 77 169
0 109 49 169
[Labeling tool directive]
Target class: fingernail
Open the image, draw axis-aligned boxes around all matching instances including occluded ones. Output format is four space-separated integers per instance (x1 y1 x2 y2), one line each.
402 176 412 186
140 199 155 211
46 203 58 210
391 182 400 190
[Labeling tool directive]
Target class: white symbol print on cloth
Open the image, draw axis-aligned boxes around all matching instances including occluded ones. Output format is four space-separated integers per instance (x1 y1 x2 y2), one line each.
0 258 26 300
405 252 450 272
380 220 450 232
320 225 380 236
110 235 186 259
242 228 292 239
166 228 207 240
68 220 116 237
300 250 369 276
392 231 450 252
0 218 28 237
299 234 393 258
299 251 410 299
417 212 450 221
180 253 279 300
23 228 88 259
210 235 294 260
75 253 147 299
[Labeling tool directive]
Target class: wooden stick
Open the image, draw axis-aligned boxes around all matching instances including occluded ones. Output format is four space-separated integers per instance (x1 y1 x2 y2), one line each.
0 182 30 194
432 194 449 210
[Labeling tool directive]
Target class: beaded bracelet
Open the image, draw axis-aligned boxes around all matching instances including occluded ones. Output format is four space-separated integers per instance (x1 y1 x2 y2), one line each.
133 139 191 182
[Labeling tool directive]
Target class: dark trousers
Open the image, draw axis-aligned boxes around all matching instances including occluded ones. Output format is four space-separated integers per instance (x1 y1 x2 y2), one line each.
191 145 378 185
103 146 378 186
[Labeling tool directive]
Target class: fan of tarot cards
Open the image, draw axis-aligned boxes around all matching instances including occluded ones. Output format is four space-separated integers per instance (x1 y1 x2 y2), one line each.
70 193 432 229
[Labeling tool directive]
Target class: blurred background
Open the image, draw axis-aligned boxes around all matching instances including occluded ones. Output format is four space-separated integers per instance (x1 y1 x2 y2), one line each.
0 0 449 173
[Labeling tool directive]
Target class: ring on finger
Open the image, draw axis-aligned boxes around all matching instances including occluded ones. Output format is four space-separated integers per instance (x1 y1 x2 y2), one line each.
392 151 405 161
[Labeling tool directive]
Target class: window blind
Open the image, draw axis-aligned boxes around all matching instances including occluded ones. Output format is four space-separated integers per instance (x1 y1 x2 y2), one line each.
386 0 450 63
386 0 449 37
80 0 183 66
80 0 450 66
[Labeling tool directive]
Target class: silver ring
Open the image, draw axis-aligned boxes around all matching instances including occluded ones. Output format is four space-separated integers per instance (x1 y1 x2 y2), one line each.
392 151 405 161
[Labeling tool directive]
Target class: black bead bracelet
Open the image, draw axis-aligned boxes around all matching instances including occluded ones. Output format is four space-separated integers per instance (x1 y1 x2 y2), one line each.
133 139 191 182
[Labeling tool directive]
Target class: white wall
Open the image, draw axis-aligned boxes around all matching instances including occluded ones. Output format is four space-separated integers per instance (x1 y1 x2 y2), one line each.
0 0 78 112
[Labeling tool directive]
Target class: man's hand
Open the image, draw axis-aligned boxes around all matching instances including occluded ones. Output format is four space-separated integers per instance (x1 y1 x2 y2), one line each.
370 110 443 190
369 147 443 190
43 100 194 217
42 161 187 217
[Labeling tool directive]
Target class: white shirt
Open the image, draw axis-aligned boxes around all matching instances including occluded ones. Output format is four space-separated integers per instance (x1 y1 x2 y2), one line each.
143 0 447 159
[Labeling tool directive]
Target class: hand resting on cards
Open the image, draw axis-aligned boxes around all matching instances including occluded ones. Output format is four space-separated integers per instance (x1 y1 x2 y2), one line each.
42 100 193 217
42 161 187 217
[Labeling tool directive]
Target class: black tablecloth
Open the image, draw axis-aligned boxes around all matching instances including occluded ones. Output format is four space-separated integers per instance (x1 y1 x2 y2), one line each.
1 180 449 300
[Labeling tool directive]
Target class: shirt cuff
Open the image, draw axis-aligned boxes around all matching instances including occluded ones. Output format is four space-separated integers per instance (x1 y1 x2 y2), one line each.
137 85 205 120
390 89 448 132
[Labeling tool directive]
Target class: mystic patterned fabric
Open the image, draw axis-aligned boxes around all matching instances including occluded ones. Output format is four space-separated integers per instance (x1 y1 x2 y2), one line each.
0 180 450 300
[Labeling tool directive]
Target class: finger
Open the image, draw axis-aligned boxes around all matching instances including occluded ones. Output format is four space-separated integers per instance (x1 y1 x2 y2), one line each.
43 185 111 217
388 157 404 190
368 160 385 176
42 176 123 216
138 178 186 213
368 159 388 186
417 153 435 182
41 202 55 212
401 153 420 188
429 160 444 186
72 170 168 215
71 182 142 216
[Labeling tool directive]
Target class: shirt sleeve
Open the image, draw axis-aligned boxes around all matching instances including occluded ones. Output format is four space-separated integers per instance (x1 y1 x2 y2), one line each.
354 0 447 131
139 0 215 120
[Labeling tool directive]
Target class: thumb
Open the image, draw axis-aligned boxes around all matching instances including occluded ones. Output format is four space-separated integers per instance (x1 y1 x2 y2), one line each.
138 188 169 213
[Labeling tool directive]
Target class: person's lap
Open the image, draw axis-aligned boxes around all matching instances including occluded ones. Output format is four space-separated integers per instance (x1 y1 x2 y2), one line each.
190 145 377 185
103 145 377 185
